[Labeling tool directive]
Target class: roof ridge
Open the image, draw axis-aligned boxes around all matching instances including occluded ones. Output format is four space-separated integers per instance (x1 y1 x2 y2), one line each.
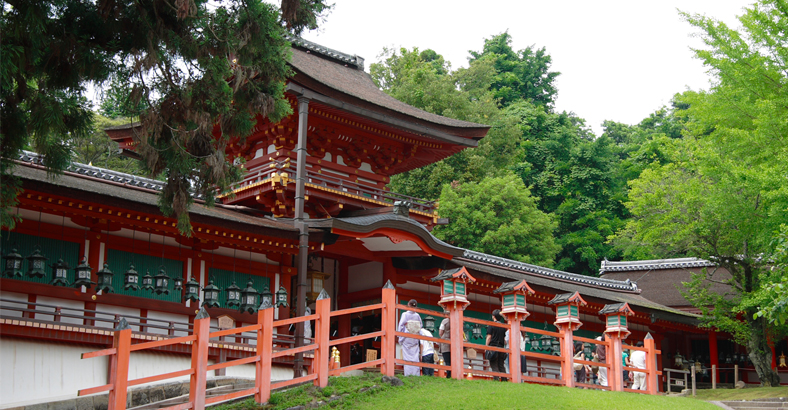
286 35 365 70
461 250 639 293
599 257 716 274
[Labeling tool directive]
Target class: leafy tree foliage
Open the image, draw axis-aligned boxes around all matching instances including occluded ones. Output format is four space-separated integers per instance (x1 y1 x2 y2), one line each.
432 174 559 267
469 32 560 108
615 0 788 385
1 0 330 234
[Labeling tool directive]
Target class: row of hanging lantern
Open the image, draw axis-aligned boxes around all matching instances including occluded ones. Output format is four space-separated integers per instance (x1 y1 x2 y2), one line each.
3 247 288 314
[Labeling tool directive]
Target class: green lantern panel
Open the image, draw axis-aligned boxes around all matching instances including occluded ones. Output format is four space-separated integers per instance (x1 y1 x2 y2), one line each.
106 248 182 303
1 230 79 285
209 268 269 309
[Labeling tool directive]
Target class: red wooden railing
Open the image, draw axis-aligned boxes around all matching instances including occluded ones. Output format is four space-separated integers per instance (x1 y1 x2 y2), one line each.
78 283 660 410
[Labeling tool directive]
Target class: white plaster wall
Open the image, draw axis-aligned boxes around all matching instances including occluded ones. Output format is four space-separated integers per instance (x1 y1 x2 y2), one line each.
94 304 141 330
36 296 85 324
146 311 190 337
0 291 27 318
348 262 383 294
0 338 109 408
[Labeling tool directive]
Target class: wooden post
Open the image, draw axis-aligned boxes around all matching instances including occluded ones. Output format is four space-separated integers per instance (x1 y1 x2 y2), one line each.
666 369 671 395
558 324 574 388
255 303 274 404
381 281 396 377
712 364 716 389
607 333 624 391
509 319 521 384
189 308 210 410
108 319 132 410
449 303 464 380
691 368 696 397
315 290 331 388
734 364 738 385
644 333 658 395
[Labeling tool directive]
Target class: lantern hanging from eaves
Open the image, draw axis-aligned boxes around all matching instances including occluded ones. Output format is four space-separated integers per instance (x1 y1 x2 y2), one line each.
96 263 114 294
239 280 260 314
275 285 289 307
260 285 273 308
202 279 221 308
141 270 154 291
124 264 140 291
173 275 183 292
3 248 23 278
225 281 242 308
72 256 95 289
183 276 200 302
429 266 476 311
153 267 170 295
424 315 435 334
50 259 70 286
26 247 48 279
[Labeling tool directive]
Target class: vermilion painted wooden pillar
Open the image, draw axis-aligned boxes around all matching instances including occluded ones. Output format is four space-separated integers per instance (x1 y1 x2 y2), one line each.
108 320 131 410
645 334 658 395
189 308 210 410
381 281 396 377
607 334 624 391
88 229 102 286
449 304 464 380
337 261 351 367
255 303 274 404
315 291 331 388
655 333 665 393
709 330 719 382
382 261 396 288
558 324 575 388
509 319 522 384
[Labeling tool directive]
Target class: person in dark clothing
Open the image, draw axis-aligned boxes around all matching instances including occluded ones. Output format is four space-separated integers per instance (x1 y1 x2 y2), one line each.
595 335 608 387
439 316 451 378
574 341 587 384
486 309 507 381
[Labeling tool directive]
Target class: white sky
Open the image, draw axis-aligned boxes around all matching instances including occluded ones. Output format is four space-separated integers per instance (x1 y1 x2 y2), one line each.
302 0 749 136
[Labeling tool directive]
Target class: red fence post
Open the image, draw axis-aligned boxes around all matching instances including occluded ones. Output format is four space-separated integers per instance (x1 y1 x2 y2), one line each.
381 281 396 377
255 302 275 404
315 290 331 388
108 319 132 410
189 308 210 410
607 333 624 392
558 324 575 388
509 319 521 384
645 333 658 395
449 304 464 380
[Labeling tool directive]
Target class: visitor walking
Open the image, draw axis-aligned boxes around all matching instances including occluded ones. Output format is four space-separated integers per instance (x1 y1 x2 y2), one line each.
574 341 587 384
439 315 452 378
487 309 507 381
398 299 423 376
596 335 608 387
419 327 435 376
631 341 647 390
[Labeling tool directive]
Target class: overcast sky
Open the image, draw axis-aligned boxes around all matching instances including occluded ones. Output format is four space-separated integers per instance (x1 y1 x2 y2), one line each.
301 0 749 136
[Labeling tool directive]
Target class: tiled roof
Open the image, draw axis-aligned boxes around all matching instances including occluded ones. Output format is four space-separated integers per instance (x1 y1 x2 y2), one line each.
462 250 639 293
18 151 165 191
599 257 716 274
288 36 365 70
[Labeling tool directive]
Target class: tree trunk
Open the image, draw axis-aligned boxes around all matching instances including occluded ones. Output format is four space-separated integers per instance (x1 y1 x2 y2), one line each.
746 315 781 386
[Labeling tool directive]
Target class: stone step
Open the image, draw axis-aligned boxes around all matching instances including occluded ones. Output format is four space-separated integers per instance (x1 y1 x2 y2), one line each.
720 402 788 410
129 383 256 410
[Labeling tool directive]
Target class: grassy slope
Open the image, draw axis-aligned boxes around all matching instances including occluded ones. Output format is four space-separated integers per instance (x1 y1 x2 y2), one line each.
215 374 720 410
691 386 788 401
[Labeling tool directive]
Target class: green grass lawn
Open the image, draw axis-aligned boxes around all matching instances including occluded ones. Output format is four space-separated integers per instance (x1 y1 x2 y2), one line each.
214 374 721 410
691 386 788 401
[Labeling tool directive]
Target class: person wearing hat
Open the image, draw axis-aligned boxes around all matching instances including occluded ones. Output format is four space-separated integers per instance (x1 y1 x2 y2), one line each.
398 299 423 376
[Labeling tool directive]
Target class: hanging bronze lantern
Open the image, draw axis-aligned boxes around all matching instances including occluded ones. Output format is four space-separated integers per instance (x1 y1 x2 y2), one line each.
3 248 24 278
183 276 200 302
124 264 140 291
202 279 221 308
472 323 482 340
96 263 114 293
239 280 259 314
674 351 684 368
50 258 70 286
153 267 170 295
424 315 436 334
26 247 48 278
141 270 154 291
173 275 183 291
275 285 289 307
260 285 274 308
225 281 242 308
72 256 94 289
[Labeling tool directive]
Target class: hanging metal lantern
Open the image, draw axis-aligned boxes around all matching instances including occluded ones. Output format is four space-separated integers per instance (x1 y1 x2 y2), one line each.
72 256 94 289
173 275 183 291
583 342 593 358
472 323 482 340
551 337 561 355
183 276 200 302
225 281 242 308
275 285 289 307
260 285 273 308
124 264 140 291
26 247 48 278
424 315 436 333
202 279 221 308
674 351 684 368
96 263 114 294
725 354 732 364
153 267 170 295
779 352 786 368
3 248 24 278
239 280 259 314
50 258 70 286
539 333 552 352
141 270 154 291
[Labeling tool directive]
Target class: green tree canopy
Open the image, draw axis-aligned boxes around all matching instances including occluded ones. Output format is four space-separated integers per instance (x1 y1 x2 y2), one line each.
432 174 559 267
1 0 330 233
469 32 560 108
